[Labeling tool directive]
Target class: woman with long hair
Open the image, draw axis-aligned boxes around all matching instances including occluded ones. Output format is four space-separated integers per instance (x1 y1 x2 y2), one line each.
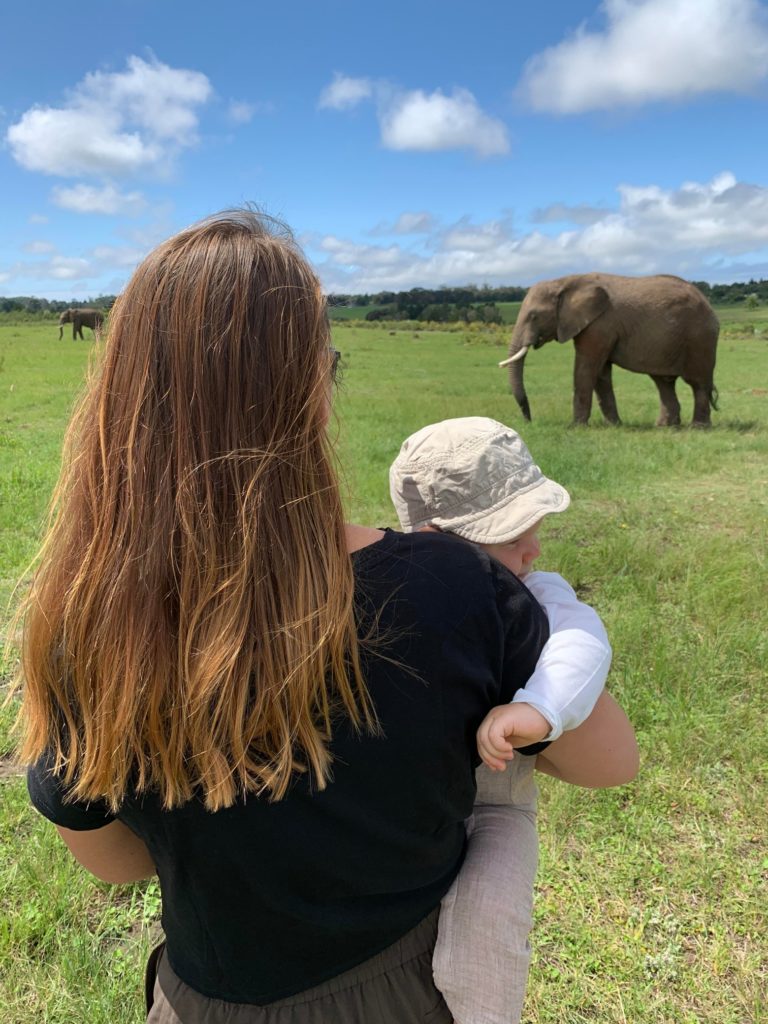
20 211 635 1022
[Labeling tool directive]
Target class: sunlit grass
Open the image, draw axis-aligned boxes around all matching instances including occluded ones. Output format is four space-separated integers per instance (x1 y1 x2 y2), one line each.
1 310 766 1022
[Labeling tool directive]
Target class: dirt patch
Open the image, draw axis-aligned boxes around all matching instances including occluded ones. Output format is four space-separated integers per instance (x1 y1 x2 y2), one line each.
0 754 23 779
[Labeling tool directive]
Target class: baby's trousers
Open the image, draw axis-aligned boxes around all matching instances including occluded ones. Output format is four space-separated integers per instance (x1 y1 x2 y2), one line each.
433 755 539 1024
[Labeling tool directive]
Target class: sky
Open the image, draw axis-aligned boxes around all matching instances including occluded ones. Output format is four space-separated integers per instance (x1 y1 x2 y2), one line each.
2 0 768 299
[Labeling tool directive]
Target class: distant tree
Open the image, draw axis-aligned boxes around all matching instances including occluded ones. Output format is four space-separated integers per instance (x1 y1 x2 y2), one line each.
745 293 760 309
479 303 503 324
365 305 398 321
691 281 712 299
418 303 443 322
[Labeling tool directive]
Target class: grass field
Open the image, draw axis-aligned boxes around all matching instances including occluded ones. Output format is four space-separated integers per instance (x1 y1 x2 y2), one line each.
1 309 767 1022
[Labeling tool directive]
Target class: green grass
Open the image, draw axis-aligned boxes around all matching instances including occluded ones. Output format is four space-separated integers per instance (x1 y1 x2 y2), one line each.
1 307 767 1022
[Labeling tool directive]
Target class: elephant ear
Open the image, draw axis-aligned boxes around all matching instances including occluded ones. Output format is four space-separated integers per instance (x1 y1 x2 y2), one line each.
556 283 610 342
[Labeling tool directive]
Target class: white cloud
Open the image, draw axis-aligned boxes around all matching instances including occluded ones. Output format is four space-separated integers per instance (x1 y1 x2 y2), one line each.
52 183 147 215
227 100 255 124
318 73 373 110
313 173 768 292
1 241 151 290
369 212 436 236
439 217 511 252
320 75 509 157
0 255 91 285
319 236 403 267
49 257 92 281
392 212 435 234
28 213 49 224
532 203 609 225
380 88 509 157
225 99 274 122
7 55 212 177
23 241 56 254
89 244 147 269
519 0 768 113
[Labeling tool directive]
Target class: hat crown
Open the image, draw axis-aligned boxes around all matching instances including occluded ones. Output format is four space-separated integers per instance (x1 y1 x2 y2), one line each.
390 417 570 544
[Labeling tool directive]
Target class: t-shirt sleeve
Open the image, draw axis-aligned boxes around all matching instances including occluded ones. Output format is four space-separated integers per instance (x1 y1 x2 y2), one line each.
27 753 116 831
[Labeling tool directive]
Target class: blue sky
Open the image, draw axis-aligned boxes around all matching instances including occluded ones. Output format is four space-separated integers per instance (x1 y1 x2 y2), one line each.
3 0 768 298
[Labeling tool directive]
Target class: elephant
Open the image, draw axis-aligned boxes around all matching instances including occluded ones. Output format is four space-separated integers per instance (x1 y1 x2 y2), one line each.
58 307 104 341
498 273 719 427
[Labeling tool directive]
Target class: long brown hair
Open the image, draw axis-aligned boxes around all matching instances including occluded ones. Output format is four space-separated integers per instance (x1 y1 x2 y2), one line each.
18 210 376 811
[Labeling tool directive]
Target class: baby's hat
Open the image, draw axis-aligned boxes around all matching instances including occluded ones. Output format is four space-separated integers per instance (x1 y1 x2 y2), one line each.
389 416 570 544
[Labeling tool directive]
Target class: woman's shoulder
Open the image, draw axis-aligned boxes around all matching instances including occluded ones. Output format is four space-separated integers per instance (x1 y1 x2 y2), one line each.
345 524 386 553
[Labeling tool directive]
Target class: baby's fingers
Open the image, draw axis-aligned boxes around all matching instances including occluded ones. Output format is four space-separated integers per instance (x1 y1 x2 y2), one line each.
478 746 509 772
477 732 514 772
487 719 516 755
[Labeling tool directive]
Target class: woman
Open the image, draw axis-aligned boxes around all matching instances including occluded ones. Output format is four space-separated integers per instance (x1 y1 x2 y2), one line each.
20 211 636 1022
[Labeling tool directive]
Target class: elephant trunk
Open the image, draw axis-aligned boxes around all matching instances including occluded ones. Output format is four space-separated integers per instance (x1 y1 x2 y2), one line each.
58 325 64 340
500 343 532 421
509 353 531 422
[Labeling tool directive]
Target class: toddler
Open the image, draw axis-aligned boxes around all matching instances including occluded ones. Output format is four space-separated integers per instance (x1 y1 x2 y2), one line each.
390 416 612 1024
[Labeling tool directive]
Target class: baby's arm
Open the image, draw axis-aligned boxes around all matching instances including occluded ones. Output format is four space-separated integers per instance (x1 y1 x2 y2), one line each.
478 572 611 770
510 570 611 740
477 702 550 771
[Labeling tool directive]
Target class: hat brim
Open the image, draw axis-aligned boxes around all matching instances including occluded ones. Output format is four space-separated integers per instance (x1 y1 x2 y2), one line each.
433 475 570 545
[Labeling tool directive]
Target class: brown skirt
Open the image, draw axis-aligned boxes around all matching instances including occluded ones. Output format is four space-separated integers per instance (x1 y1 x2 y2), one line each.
146 909 452 1024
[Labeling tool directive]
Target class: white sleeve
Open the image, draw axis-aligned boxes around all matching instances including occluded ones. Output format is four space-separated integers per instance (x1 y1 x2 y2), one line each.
510 571 612 741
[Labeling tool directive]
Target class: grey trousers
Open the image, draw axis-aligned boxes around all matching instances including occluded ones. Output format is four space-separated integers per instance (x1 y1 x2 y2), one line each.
434 755 539 1024
147 908 452 1024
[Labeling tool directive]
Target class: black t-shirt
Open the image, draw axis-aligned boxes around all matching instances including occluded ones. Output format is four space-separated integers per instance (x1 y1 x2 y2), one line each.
27 529 549 1004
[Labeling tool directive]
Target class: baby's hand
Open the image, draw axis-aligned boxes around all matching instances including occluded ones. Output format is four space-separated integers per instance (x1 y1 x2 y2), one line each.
476 702 551 771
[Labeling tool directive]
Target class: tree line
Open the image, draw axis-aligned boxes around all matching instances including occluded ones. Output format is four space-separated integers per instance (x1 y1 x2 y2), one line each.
328 285 525 323
2 277 767 320
0 295 117 315
329 278 768 323
689 280 768 304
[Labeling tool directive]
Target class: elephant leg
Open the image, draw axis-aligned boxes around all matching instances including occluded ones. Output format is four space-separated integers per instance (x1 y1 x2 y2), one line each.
684 378 712 428
650 375 681 427
594 363 621 425
572 358 601 424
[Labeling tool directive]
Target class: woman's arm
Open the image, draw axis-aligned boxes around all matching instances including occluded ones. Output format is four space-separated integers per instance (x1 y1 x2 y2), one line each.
55 820 157 884
535 691 639 788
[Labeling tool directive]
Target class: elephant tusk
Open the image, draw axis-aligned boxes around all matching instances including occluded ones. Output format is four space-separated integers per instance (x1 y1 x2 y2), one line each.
498 347 530 368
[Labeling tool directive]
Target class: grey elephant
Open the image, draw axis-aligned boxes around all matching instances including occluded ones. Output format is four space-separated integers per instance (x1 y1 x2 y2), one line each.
498 273 719 427
58 307 105 341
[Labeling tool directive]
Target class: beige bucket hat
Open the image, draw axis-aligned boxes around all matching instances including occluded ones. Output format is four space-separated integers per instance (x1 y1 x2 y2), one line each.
389 416 570 544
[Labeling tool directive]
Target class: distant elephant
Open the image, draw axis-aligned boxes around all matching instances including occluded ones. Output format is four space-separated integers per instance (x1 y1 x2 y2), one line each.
498 273 719 427
58 307 104 341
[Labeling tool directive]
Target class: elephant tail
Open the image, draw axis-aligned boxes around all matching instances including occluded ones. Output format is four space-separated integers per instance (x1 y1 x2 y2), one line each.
709 385 719 411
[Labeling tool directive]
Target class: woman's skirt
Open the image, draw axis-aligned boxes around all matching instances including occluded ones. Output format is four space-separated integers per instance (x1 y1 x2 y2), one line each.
146 908 452 1023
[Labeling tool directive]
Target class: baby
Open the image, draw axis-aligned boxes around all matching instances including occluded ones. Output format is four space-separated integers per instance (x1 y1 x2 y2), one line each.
390 416 612 1024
